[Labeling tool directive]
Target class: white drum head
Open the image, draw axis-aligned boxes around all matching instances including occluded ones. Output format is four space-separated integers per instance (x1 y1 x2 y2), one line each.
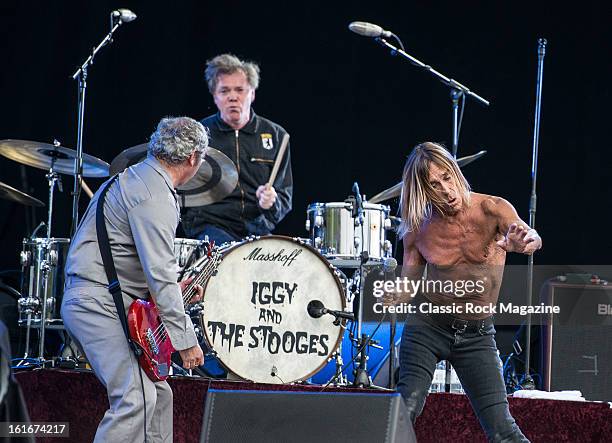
202 236 345 384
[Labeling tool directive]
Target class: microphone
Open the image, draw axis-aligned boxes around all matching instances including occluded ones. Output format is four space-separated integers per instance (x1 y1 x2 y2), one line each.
383 257 398 278
352 182 364 224
382 257 399 310
348 21 393 39
111 8 137 23
307 300 355 322
307 300 325 318
537 38 547 57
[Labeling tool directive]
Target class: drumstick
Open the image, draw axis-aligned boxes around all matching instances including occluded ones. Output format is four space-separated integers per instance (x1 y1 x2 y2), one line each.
266 133 290 189
80 178 94 199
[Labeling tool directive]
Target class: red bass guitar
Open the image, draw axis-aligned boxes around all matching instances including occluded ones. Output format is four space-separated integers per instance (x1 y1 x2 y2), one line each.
127 248 220 381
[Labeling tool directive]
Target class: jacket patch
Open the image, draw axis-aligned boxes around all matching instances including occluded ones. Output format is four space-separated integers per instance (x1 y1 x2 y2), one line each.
261 133 274 150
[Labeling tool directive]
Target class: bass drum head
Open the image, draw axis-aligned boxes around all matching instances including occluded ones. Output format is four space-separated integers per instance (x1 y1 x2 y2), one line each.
201 236 345 384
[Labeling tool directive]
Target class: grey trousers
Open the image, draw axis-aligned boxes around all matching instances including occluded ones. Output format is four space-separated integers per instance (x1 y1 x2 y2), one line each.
61 285 173 443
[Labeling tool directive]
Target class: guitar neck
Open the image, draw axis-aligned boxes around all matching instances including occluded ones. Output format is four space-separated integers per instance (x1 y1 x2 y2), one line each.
181 254 220 306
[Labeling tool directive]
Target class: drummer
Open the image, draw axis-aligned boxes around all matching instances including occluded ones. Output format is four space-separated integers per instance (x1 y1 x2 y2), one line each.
181 53 293 244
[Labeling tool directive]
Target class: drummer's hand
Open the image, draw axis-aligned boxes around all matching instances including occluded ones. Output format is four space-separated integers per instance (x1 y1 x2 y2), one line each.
179 344 204 370
179 276 204 303
256 185 277 210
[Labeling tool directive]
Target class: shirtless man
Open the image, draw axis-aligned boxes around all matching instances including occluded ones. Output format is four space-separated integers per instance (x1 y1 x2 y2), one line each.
386 142 541 442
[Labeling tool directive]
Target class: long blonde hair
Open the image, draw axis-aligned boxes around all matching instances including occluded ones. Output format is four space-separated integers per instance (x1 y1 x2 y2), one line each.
398 142 471 237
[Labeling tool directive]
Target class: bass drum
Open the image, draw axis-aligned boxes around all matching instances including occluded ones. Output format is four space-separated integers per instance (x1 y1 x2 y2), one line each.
197 236 346 384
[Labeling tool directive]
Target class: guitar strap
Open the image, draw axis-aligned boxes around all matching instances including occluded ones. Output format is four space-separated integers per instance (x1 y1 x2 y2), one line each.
95 175 142 357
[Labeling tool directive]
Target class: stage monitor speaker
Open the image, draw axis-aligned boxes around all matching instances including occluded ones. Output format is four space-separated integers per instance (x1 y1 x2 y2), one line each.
200 389 415 443
542 282 612 401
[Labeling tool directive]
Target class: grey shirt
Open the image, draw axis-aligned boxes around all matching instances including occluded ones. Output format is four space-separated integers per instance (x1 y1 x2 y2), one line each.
65 156 197 350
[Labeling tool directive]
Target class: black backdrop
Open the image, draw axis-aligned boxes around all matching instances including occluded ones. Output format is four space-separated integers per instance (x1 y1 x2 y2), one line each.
1 0 610 272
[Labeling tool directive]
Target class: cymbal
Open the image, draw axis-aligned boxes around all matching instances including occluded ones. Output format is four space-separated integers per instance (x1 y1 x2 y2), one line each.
369 182 402 204
455 150 487 168
369 150 487 204
109 143 238 207
0 139 110 177
109 143 149 176
0 181 44 207
176 149 239 207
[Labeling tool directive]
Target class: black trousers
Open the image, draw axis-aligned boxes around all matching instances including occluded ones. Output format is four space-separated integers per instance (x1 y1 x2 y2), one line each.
396 306 529 443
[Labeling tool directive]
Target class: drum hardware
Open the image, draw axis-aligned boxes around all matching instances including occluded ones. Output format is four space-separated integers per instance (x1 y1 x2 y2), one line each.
16 237 70 365
321 320 386 389
174 238 211 280
330 347 348 386
320 252 387 388
305 178 395 387
43 142 63 239
353 334 374 387
0 138 110 366
27 142 66 362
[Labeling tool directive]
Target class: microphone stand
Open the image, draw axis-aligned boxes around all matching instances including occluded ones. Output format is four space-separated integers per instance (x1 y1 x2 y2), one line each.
70 15 127 235
375 38 490 158
388 313 397 389
523 38 547 390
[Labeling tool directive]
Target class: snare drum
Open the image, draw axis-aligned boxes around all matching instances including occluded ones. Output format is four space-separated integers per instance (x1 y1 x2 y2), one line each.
19 237 70 326
191 236 346 384
306 201 392 265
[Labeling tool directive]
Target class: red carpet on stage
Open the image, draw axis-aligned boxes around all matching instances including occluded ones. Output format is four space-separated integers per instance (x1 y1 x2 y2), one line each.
15 369 612 442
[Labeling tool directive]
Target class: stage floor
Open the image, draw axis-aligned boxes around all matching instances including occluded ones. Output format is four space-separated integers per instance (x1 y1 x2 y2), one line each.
15 369 612 442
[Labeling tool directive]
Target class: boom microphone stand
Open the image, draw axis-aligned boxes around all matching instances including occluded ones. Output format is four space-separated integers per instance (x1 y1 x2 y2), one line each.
522 38 547 389
70 9 136 234
373 37 489 158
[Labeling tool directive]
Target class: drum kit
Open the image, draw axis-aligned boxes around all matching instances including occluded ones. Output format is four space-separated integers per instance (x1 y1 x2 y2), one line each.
0 139 110 363
0 137 484 387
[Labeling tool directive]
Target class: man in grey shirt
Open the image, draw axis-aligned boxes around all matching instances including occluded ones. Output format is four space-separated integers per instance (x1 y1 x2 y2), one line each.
61 117 208 443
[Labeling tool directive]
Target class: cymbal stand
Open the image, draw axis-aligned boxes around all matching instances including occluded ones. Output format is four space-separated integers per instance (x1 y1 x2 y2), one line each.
23 148 62 364
14 313 35 366
45 142 63 239
36 247 53 361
